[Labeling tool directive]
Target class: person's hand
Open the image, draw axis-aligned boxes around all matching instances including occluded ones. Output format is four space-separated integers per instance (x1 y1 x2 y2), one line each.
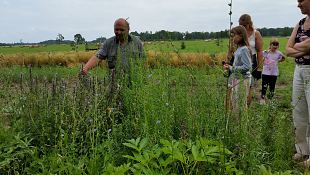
78 68 91 88
223 63 231 70
222 62 230 77
257 61 263 72
80 68 88 76
78 68 88 80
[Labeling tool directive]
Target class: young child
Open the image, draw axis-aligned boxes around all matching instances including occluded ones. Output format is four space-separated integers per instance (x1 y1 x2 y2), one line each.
260 38 285 104
224 25 252 115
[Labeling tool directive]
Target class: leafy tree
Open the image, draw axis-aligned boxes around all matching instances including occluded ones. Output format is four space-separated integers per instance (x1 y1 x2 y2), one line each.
74 34 85 45
56 33 64 44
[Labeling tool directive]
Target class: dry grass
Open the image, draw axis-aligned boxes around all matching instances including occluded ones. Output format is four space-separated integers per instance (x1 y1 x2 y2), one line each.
147 51 226 67
0 51 227 67
0 52 95 67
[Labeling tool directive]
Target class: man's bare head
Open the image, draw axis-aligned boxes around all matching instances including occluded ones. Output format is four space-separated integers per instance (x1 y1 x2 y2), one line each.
114 18 130 42
114 18 130 29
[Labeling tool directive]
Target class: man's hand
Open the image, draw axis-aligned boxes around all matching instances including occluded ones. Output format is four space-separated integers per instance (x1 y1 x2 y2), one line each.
78 68 90 88
78 68 88 80
80 68 88 76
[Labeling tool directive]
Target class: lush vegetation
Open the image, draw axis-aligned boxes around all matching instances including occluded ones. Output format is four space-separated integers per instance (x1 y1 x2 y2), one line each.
0 38 306 174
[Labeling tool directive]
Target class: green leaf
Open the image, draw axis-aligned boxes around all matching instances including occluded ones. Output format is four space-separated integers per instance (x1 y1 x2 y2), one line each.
192 145 207 162
123 155 137 161
139 138 148 151
159 157 175 167
103 163 130 175
123 141 139 152
160 139 172 147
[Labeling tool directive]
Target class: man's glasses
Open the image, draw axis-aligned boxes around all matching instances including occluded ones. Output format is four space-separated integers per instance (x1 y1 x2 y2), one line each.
271 42 279 46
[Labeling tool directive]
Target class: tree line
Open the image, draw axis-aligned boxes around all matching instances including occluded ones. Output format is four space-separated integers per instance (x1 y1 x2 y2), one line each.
0 27 293 46
130 27 293 41
0 34 106 46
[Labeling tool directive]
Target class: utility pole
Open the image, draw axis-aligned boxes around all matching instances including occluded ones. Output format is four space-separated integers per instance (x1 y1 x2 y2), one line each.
228 0 233 62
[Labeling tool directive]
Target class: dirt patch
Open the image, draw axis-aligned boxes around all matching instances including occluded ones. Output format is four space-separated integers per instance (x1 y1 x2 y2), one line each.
0 113 11 129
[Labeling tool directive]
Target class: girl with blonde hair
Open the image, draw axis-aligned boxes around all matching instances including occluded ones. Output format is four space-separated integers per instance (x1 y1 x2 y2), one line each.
223 25 252 116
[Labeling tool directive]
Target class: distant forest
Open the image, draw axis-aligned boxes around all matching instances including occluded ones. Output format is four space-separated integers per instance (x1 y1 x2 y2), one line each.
0 27 293 46
131 27 293 41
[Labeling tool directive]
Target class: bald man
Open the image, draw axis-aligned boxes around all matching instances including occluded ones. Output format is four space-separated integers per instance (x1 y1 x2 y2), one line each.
81 18 144 75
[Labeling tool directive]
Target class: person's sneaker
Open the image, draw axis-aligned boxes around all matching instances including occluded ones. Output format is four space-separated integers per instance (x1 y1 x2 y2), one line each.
293 153 308 162
259 98 266 105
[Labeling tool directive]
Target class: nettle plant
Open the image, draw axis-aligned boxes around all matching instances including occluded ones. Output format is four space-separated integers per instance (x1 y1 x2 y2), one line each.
106 137 244 175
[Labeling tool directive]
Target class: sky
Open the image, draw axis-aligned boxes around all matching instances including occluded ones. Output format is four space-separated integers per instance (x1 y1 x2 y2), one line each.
0 0 305 43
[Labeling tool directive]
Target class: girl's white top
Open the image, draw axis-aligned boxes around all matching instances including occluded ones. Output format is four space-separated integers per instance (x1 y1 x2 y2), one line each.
248 30 256 55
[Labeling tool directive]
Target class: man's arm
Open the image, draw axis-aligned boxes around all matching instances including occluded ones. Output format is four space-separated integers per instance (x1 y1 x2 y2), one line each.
286 23 307 58
81 55 100 75
294 39 310 54
81 40 109 75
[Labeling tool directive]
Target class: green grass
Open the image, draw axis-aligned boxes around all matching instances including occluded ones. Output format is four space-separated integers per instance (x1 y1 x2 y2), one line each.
0 37 304 174
145 37 288 54
144 40 229 54
0 44 97 54
143 37 289 54
0 61 300 174
0 37 289 55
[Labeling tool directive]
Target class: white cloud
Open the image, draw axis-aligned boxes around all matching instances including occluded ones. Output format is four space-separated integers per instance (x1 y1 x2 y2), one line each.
0 0 305 43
